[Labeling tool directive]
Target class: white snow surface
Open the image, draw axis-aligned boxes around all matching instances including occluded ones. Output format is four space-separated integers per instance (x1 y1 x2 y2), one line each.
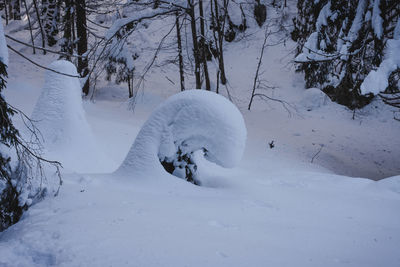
31 60 110 172
117 89 247 177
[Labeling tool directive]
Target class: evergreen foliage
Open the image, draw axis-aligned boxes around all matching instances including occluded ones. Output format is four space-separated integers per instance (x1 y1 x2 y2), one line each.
0 59 24 231
292 0 400 109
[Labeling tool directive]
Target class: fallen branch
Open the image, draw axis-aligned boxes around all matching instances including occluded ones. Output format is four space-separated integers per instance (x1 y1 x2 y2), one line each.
311 144 324 163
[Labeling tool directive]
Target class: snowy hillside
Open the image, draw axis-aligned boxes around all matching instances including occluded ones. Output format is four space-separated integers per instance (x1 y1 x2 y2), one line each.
0 1 400 267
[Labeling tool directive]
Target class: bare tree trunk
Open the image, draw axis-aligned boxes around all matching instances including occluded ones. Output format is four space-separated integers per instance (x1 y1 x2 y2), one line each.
13 0 21 20
75 0 89 95
22 0 35 53
4 0 9 24
128 76 133 98
60 0 72 59
187 0 201 89
199 0 210 90
176 12 185 91
8 0 12 20
32 0 46 54
213 0 227 85
248 29 268 110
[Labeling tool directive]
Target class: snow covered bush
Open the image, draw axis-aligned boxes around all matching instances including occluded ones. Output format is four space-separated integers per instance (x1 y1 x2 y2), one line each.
31 60 107 171
292 0 400 109
0 18 60 231
117 90 247 184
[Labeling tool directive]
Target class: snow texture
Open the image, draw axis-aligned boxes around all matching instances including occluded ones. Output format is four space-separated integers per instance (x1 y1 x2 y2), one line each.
0 17 8 66
300 88 332 111
117 90 247 177
31 60 108 172
360 39 400 95
372 0 383 39
394 18 400 40
316 1 332 31
347 0 367 43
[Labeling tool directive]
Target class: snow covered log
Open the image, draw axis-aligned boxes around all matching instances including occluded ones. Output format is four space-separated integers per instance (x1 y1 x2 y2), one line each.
31 60 107 171
117 90 247 183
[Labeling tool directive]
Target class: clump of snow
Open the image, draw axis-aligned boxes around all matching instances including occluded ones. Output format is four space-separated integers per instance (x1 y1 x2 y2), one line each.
347 0 367 43
394 19 400 40
295 32 336 62
372 0 383 39
300 88 332 111
117 90 247 179
316 1 332 31
105 8 176 40
0 17 8 65
360 39 400 95
31 60 109 172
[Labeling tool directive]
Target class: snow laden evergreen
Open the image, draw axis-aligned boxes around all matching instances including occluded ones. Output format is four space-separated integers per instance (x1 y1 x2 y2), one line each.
292 0 400 108
0 16 20 231
117 90 246 184
31 60 108 172
0 18 60 231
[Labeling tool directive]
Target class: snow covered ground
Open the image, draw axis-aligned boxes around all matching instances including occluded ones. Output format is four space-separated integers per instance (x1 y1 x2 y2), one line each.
1 14 400 267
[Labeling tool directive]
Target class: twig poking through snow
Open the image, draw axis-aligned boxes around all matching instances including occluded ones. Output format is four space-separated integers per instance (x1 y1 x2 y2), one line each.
311 144 324 163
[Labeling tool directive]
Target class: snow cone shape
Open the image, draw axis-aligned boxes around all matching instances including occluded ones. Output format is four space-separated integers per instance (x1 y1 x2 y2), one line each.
117 90 247 182
31 60 108 172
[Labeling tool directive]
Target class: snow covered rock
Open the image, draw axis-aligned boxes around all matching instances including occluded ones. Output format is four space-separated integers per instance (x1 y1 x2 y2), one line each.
31 60 108 172
117 90 247 183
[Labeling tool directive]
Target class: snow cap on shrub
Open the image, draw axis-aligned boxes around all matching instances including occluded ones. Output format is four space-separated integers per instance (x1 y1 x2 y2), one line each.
117 90 247 177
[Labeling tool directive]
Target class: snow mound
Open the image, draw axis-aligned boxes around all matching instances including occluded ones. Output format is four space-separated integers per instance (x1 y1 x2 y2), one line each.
300 88 332 111
117 90 247 180
376 175 400 194
31 60 109 172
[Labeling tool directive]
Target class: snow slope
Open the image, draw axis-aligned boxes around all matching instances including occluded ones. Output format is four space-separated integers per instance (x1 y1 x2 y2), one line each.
1 4 400 267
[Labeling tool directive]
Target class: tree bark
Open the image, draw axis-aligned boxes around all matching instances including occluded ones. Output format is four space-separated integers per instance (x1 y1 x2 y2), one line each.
42 0 59 47
60 0 73 59
199 0 210 90
75 0 89 95
4 0 9 24
175 12 185 91
213 0 227 85
22 0 35 54
32 0 46 54
187 0 201 89
13 0 21 20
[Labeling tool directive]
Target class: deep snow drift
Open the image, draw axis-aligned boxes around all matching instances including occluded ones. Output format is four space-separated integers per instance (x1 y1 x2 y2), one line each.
117 90 246 180
0 5 400 267
31 60 110 172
